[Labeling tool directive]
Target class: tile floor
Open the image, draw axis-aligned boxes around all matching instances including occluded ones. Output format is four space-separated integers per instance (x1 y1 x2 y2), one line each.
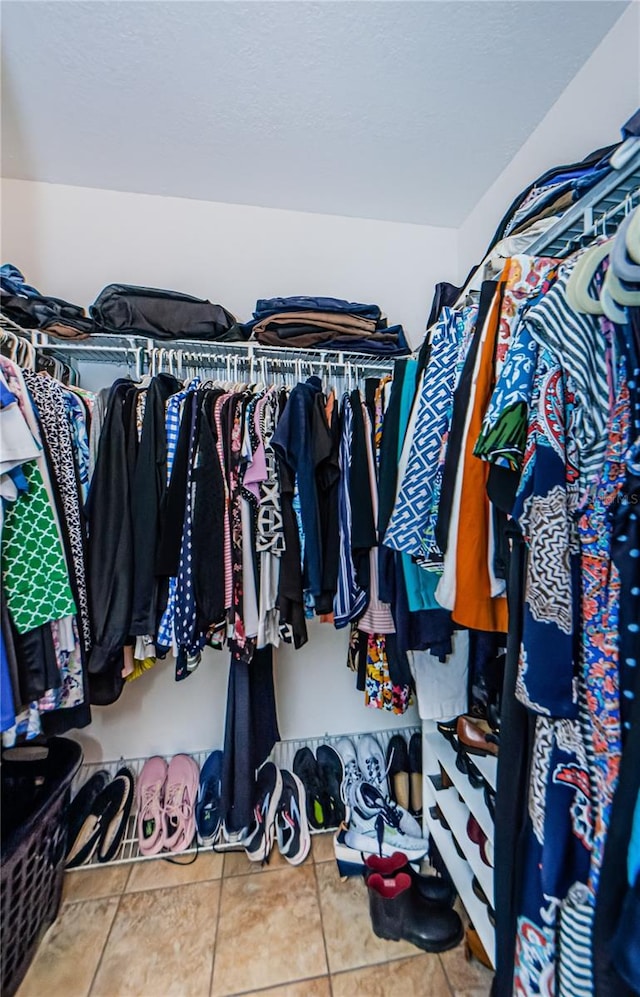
17 835 494 997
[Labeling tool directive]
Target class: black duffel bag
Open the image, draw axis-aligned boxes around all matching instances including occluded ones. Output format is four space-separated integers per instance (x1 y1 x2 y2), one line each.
90 283 246 341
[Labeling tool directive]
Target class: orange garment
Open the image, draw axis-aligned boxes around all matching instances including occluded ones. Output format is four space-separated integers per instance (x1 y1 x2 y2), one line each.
453 267 509 633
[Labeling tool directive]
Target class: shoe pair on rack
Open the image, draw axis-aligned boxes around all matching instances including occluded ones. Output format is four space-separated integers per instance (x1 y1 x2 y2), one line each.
195 750 224 846
137 754 200 855
456 716 499 757
335 734 388 811
66 767 135 868
244 762 310 866
386 732 422 818
365 851 463 954
438 715 499 758
467 814 493 867
335 734 430 862
292 744 345 830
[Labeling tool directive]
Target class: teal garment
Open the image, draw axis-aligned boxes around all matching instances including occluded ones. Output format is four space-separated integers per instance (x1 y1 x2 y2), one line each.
395 360 442 612
629 788 640 886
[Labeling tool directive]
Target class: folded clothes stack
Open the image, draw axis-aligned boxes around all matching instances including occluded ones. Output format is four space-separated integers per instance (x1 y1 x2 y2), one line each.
247 295 411 356
1 264 93 340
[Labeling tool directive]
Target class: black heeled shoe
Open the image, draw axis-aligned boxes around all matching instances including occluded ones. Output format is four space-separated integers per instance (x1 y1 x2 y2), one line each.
386 735 411 811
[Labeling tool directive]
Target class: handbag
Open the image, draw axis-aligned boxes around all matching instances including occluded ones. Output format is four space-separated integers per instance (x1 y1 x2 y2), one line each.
90 283 244 341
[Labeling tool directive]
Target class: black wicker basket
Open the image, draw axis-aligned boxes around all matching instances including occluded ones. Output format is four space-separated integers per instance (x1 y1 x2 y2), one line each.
1 737 83 997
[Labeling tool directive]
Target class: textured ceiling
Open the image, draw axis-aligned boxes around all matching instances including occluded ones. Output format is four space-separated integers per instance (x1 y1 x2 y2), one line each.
1 1 628 226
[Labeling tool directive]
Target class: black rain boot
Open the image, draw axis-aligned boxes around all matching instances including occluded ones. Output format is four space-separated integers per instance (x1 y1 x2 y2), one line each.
367 872 463 953
364 851 457 907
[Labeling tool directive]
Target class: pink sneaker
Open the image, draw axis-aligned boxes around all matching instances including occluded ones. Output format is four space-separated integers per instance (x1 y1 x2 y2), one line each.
136 756 168 855
163 754 200 852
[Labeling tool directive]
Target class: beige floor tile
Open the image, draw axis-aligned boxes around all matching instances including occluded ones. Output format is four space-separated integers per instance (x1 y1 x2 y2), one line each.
454 989 493 997
311 833 336 863
62 864 130 904
91 880 220 997
440 942 493 993
223 845 291 877
211 865 327 996
238 978 331 997
17 897 119 997
126 850 224 892
315 862 419 974
331 953 451 997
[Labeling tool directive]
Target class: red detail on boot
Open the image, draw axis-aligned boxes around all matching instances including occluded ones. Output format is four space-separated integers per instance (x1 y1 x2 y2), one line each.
364 852 407 876
367 872 412 899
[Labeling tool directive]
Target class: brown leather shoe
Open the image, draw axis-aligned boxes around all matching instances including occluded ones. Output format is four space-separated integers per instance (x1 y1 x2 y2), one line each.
456 716 499 757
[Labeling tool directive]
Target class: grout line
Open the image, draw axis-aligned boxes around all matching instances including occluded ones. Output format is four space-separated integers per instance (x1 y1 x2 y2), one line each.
312 860 334 995
209 862 226 997
86 889 125 996
438 953 456 997
221 972 332 997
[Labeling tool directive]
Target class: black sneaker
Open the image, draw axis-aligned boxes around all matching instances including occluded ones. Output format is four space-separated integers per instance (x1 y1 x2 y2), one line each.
244 762 282 863
275 769 310 865
316 744 345 828
293 747 326 829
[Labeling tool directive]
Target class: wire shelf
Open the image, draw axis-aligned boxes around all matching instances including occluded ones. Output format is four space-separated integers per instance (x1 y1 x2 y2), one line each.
526 148 640 257
67 725 421 870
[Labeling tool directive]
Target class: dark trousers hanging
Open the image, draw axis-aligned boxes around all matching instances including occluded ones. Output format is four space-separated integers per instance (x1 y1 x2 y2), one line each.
220 646 280 833
492 524 535 997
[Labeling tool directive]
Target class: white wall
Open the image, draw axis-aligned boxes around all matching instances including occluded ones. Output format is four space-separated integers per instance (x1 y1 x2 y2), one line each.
0 178 458 350
1 179 457 760
458 2 640 273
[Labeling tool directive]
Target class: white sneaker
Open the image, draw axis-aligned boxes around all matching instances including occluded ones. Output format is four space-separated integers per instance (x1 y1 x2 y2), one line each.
345 822 429 862
352 781 422 837
357 735 388 795
335 737 363 810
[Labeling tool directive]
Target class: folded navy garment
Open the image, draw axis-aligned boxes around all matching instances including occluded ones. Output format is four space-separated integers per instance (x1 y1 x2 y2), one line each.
1 263 93 337
0 264 41 298
253 296 382 321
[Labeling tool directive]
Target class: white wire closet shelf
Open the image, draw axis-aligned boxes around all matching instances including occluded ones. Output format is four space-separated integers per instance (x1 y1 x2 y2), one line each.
68 725 420 870
21 326 400 376
526 146 640 257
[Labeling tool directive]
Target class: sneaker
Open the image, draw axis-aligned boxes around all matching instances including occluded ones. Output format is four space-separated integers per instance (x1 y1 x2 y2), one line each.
316 744 345 827
195 750 223 846
351 782 423 837
345 818 429 862
357 735 388 795
292 747 326 829
163 754 200 853
244 762 283 863
276 769 310 865
222 824 249 845
335 737 363 810
136 756 168 856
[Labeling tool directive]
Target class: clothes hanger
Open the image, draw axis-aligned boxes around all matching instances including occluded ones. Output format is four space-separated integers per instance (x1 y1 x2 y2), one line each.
627 205 640 263
565 240 612 314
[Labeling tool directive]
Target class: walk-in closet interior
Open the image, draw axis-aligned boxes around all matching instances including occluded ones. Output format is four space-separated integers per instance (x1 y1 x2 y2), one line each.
1 2 639 995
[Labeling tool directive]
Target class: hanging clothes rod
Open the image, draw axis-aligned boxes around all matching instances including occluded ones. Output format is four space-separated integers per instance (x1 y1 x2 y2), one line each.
31 332 398 378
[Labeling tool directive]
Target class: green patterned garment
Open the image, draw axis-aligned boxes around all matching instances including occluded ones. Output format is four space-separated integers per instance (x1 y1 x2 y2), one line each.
2 460 76 633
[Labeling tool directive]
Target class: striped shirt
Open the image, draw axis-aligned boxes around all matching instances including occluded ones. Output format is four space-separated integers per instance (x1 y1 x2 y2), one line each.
525 262 609 492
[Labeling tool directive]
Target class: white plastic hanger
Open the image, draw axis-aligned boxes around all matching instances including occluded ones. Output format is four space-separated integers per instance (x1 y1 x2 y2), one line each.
565 241 612 314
